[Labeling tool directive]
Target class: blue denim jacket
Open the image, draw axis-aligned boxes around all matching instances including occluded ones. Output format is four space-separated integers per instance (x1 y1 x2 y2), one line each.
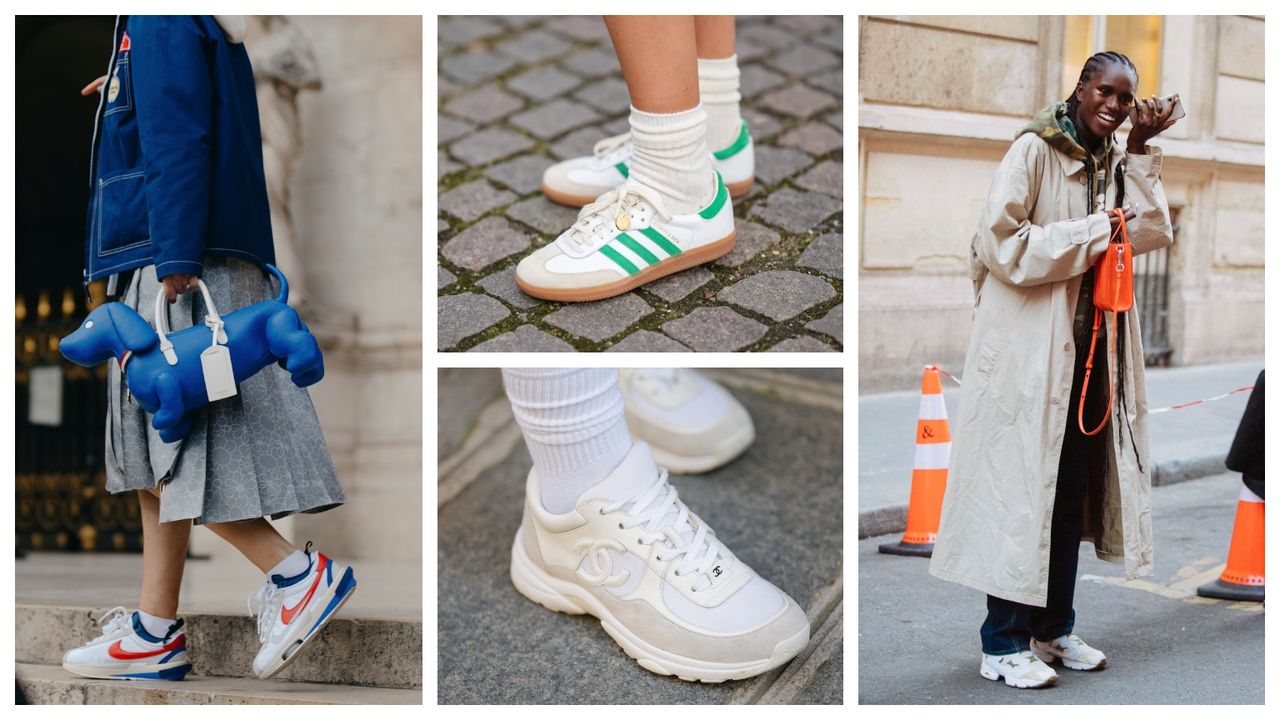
85 16 275 289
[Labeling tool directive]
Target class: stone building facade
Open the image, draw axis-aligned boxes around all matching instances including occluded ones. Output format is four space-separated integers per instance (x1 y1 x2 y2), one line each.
858 15 1264 391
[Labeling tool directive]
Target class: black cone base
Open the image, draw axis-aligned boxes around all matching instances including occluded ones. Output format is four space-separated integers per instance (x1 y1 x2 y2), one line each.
1196 579 1264 602
879 540 934 557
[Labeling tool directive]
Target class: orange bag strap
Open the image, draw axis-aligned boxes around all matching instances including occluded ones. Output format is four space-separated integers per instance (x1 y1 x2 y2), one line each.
1077 208 1127 436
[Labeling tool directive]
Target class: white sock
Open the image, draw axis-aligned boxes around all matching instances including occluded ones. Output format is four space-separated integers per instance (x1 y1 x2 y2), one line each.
698 55 744 152
627 105 715 215
137 610 177 639
502 368 632 514
267 549 310 581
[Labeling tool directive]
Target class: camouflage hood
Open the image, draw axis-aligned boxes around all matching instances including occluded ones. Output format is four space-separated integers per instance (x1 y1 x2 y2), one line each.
1018 101 1110 164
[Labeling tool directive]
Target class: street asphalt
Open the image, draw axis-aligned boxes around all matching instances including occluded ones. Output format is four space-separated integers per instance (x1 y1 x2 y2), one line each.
859 471 1264 704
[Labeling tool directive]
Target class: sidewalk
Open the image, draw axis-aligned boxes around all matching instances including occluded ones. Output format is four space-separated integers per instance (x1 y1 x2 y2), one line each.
859 360 1262 538
437 16 843 352
436 369 843 703
860 471 1264 704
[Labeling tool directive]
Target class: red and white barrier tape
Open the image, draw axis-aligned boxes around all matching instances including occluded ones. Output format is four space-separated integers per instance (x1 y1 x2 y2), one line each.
929 365 1253 414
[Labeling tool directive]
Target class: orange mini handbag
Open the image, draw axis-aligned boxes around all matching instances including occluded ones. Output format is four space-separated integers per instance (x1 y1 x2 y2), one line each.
1078 207 1134 436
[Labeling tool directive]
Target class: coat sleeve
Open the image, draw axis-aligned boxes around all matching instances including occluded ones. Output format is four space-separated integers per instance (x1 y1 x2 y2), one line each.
1121 148 1174 256
129 16 211 279
973 135 1112 288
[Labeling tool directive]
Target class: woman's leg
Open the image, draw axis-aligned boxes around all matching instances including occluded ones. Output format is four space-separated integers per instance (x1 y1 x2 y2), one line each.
605 16 699 113
137 489 191 619
204 518 296 574
603 16 714 214
694 16 734 59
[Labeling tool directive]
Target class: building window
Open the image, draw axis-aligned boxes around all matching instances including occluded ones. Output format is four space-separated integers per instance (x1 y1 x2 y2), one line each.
1063 16 1163 99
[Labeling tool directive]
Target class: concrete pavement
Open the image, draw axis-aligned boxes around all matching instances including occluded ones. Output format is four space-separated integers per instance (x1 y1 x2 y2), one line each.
859 359 1262 538
859 471 1264 704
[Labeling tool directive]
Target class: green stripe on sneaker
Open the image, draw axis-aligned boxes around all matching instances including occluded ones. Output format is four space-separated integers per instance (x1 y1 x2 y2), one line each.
638 226 681 257
698 173 729 219
599 244 639 275
712 121 750 160
615 162 629 178
616 233 660 266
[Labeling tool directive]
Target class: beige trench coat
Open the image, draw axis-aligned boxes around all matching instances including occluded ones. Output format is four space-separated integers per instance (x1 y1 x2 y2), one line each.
928 132 1174 606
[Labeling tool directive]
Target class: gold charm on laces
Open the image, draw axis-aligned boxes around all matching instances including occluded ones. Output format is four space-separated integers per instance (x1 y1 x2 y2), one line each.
616 215 630 231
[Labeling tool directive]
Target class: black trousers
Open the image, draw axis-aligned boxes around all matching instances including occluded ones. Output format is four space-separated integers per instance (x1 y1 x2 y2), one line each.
980 320 1110 655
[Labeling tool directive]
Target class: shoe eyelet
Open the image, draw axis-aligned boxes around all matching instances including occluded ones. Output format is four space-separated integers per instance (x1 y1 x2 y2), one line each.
618 522 624 530
598 508 605 515
673 570 680 577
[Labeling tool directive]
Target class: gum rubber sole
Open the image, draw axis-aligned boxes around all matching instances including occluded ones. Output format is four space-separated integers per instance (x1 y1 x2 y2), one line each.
517 230 736 303
542 177 755 209
509 526 808 683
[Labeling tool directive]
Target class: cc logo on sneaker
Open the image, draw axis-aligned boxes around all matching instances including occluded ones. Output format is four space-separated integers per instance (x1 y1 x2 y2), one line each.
574 539 629 588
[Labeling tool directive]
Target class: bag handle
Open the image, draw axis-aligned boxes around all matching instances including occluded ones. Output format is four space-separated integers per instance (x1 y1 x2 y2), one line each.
153 279 226 366
1077 208 1128 436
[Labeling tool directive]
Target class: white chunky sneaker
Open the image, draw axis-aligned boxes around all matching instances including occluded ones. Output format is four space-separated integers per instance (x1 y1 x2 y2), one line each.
1031 634 1108 671
516 174 736 302
541 122 755 207
619 369 754 475
510 442 810 683
979 650 1059 688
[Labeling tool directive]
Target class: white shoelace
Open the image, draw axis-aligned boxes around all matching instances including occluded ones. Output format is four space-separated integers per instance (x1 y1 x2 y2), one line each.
565 182 673 255
601 469 730 592
247 583 284 643
592 132 633 163
94 606 132 639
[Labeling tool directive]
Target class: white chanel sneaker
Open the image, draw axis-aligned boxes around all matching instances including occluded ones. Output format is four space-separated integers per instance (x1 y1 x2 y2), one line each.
510 442 810 683
1031 634 1108 671
541 123 755 207
619 369 754 475
979 650 1059 688
516 174 736 303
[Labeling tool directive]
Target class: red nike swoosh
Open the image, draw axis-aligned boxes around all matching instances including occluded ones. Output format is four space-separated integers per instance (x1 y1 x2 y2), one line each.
108 635 184 660
280 554 328 625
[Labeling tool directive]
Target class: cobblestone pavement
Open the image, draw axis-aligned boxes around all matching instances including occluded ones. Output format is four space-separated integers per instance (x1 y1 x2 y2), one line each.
437 16 843 352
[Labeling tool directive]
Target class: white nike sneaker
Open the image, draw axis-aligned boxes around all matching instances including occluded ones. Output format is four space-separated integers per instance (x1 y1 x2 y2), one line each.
619 368 754 475
248 542 358 679
516 173 736 302
510 442 810 683
62 607 192 680
1031 633 1108 671
979 650 1059 688
541 122 755 207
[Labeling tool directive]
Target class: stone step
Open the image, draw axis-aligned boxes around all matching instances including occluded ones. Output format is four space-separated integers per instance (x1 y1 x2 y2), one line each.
16 662 421 705
16 604 421 690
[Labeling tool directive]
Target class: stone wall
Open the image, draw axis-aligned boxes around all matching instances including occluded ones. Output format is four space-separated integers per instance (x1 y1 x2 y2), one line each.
859 15 1264 391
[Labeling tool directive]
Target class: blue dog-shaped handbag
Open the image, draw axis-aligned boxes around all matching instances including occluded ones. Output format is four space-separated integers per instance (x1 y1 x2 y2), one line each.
60 265 323 443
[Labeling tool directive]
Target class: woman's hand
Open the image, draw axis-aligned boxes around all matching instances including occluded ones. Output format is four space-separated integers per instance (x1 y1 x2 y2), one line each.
80 75 107 96
162 274 198 303
1127 94 1179 154
1108 205 1137 233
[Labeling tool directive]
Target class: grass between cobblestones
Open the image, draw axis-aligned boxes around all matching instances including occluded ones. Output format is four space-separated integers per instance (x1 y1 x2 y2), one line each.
438 15 843 352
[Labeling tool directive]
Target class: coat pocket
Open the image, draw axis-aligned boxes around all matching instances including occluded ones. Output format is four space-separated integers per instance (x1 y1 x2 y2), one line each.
95 170 150 255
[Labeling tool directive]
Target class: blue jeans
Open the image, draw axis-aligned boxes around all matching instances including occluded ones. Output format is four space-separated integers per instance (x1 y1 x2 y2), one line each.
980 323 1108 655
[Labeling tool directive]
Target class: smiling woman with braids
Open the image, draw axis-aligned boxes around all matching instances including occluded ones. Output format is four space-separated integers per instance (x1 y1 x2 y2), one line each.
928 52 1178 689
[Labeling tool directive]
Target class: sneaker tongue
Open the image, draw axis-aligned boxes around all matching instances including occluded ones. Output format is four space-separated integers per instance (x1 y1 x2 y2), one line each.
577 443 702 554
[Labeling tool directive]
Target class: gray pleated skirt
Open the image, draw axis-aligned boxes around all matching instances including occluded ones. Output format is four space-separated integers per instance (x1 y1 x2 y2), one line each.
104 256 345 525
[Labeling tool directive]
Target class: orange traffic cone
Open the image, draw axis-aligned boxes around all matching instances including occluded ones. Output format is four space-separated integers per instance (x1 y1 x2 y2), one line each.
1197 482 1264 601
880 365 950 557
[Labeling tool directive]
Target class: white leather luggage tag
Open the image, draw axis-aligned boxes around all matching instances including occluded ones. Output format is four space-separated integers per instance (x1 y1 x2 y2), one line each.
201 326 237 401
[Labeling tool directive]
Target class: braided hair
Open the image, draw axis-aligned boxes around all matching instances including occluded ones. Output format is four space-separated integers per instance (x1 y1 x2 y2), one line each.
1065 51 1139 118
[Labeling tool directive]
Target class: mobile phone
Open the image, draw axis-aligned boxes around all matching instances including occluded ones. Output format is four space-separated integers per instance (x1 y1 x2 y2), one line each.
1129 93 1185 124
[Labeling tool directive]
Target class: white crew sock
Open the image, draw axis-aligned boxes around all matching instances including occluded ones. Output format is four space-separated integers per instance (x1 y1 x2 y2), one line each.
502 368 632 514
627 105 716 215
698 55 744 152
137 610 177 639
267 549 310 581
